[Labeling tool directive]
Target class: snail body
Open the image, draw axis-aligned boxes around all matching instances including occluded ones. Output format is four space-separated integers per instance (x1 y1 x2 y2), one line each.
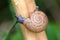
24 10 48 32
17 10 48 33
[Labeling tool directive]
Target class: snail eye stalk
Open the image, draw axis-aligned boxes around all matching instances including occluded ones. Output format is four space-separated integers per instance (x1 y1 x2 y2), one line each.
10 16 25 33
16 16 26 24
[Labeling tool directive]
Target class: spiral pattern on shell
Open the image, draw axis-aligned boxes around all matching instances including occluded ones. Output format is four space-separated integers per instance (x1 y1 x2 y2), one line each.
24 11 48 32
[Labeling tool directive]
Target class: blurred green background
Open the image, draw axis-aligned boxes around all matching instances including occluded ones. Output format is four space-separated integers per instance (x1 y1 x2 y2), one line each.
0 0 60 40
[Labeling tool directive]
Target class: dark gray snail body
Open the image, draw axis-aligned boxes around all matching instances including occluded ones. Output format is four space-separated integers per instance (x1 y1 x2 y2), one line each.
24 11 48 32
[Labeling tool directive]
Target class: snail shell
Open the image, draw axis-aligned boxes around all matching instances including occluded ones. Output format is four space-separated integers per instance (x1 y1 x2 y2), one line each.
24 11 48 32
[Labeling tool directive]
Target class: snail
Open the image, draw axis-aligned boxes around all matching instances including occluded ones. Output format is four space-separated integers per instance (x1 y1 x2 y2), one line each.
17 10 48 33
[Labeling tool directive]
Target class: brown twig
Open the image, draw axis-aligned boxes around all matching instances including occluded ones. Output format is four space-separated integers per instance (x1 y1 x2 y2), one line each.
11 0 48 40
